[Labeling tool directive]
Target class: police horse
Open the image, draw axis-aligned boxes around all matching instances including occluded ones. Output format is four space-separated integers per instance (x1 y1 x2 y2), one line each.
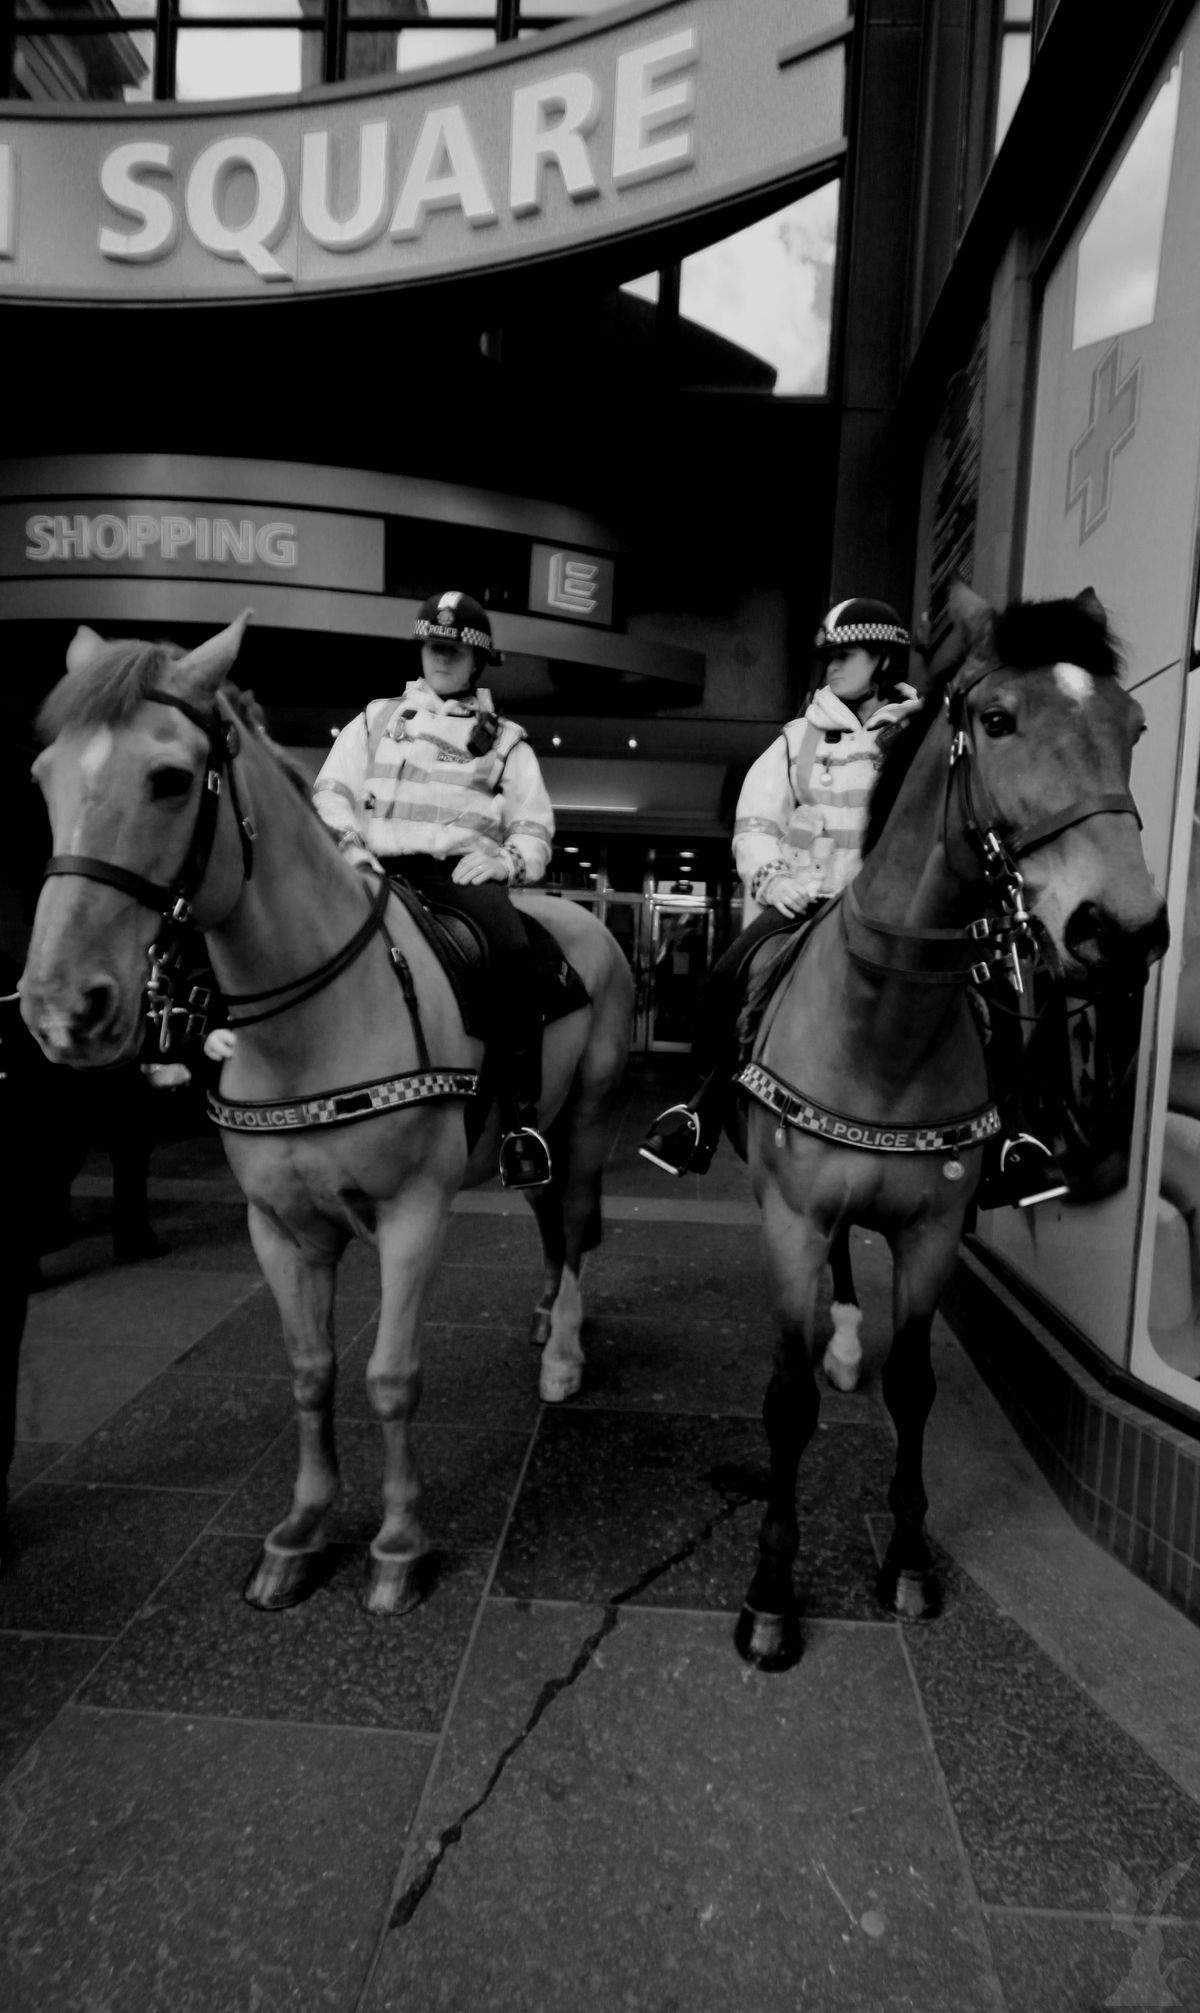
21 614 633 1616
731 585 1167 1667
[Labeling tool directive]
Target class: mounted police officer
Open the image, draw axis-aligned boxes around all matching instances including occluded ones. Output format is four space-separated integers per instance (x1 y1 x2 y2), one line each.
640 596 1067 1209
314 590 556 1190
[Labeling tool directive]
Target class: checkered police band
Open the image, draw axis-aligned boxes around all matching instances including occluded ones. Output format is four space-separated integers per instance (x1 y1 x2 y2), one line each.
208 1069 479 1134
413 590 497 657
815 597 910 652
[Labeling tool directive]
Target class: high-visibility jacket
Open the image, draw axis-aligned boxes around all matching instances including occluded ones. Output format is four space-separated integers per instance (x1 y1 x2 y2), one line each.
313 679 554 885
733 683 919 918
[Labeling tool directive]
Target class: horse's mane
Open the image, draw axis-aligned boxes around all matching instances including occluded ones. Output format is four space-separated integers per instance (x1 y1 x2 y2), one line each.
36 637 184 740
36 636 326 822
861 594 1123 857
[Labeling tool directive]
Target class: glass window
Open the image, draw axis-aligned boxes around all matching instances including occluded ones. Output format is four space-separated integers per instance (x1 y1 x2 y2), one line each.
175 27 319 100
347 1 498 13
343 25 494 75
993 0 1033 154
677 181 839 396
13 28 155 104
1073 61 1181 350
519 2 616 16
14 0 155 10
620 273 660 305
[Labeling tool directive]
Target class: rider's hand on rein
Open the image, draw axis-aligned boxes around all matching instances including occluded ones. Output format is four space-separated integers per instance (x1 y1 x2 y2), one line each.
452 850 513 886
766 875 816 918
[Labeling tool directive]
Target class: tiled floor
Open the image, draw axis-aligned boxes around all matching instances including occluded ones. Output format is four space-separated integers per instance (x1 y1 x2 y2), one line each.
2 1059 1199 2012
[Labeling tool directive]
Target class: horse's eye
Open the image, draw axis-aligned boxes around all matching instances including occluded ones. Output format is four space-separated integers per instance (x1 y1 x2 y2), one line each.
980 710 1016 738
150 766 194 802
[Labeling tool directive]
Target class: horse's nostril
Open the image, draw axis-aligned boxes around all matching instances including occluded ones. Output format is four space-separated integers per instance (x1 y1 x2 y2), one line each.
1064 901 1108 960
1064 900 1170 969
78 980 116 1036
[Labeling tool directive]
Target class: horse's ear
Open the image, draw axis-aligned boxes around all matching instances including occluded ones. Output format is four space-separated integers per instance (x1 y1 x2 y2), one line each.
947 579 994 648
1074 584 1107 626
65 626 107 676
176 609 253 694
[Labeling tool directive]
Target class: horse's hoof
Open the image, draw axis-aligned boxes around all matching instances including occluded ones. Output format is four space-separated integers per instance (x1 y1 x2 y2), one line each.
529 1307 552 1349
362 1548 430 1617
243 1544 328 1611
877 1562 941 1622
822 1345 862 1393
539 1360 582 1404
734 1604 802 1671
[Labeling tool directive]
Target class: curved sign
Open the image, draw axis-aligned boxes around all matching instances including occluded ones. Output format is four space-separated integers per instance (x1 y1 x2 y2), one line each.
0 0 847 303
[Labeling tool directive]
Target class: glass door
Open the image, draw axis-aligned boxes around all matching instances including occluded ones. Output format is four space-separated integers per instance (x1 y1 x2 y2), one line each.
646 899 715 1053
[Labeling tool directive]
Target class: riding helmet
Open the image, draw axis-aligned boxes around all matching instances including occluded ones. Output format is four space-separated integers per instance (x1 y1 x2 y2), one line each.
413 590 502 664
815 598 910 652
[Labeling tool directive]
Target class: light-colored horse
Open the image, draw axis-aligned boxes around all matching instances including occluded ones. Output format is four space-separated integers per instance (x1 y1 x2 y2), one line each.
21 615 633 1614
734 585 1168 1668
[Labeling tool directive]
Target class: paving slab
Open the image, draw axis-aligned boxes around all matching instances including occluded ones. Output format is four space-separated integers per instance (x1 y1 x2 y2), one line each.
495 1410 898 1622
0 1707 430 2013
902 1560 1200 1916
49 1373 292 1492
364 1603 1000 2013
0 1484 225 1635
0 1633 106 1781
79 1535 492 1733
985 1907 1200 2013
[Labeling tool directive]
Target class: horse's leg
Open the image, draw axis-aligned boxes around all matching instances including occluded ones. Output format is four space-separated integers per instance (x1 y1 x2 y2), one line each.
876 1216 960 1621
735 1187 828 1671
243 1205 344 1611
362 1185 451 1615
524 1097 606 1403
823 1220 864 1392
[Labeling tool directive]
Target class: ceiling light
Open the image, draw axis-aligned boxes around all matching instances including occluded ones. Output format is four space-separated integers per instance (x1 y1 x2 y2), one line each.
628 737 638 749
564 846 579 854
551 735 562 747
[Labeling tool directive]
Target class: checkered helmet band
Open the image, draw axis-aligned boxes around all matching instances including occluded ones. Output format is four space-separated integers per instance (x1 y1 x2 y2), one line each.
413 590 498 658
414 617 495 652
815 597 910 651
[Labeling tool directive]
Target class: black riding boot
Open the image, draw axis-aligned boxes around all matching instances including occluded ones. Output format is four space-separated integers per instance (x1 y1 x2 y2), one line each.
640 909 802 1178
498 1044 552 1190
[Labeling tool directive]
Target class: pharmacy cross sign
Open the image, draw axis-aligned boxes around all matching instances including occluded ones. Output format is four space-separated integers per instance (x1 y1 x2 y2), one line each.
1066 338 1141 543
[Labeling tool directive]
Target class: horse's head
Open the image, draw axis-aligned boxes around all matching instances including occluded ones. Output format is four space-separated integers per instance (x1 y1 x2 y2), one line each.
21 612 252 1066
946 583 1168 987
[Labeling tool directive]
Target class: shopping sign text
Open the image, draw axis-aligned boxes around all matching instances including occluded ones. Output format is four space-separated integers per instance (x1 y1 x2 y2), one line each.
0 31 696 288
0 2 849 303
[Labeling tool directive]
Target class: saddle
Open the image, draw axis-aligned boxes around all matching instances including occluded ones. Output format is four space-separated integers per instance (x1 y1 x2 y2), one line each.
736 897 837 1061
386 875 591 1040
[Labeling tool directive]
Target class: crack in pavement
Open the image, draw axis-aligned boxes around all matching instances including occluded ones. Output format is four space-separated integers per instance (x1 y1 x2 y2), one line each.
388 1476 757 1933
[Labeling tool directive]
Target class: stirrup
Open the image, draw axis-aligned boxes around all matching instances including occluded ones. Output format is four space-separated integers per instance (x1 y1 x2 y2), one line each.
639 1104 711 1177
499 1125 553 1190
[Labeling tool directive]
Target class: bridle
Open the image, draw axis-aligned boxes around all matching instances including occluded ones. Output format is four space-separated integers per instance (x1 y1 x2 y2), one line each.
40 688 403 1053
843 655 1142 994
44 689 255 927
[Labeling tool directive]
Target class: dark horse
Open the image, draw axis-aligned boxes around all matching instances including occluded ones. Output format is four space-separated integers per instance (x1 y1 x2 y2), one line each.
21 615 633 1615
733 584 1167 1668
